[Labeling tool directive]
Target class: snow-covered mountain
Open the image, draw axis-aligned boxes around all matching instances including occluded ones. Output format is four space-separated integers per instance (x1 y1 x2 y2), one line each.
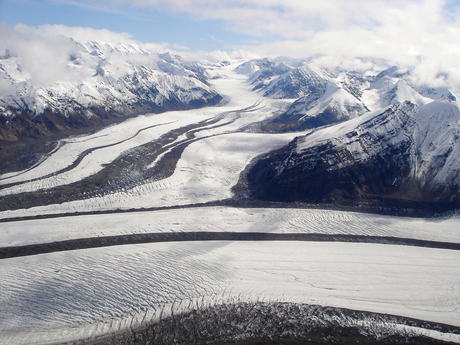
235 57 326 99
244 99 460 209
235 57 460 208
0 42 222 141
236 58 459 133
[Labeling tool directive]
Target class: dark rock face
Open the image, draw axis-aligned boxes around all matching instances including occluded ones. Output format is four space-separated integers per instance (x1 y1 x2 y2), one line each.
246 141 411 204
245 101 460 210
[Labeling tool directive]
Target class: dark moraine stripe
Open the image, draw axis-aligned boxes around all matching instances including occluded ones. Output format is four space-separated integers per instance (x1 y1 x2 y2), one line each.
1 232 459 259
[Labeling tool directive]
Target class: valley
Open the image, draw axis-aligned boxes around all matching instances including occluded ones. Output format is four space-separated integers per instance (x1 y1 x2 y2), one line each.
1 58 460 345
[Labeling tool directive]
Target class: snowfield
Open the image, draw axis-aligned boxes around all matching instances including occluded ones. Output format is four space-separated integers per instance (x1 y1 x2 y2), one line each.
1 60 460 345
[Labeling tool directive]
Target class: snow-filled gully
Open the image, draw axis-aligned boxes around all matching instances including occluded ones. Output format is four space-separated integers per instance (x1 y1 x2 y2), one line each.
1 62 460 344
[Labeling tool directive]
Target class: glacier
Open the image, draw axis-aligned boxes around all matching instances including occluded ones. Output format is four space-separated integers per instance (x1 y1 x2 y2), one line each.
1 55 460 344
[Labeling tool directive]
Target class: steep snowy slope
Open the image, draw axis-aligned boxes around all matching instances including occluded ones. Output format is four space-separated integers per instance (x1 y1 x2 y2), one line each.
246 99 460 209
235 58 370 131
0 42 222 141
263 83 369 132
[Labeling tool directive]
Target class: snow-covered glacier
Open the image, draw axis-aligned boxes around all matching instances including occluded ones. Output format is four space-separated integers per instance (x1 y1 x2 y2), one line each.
1 55 460 344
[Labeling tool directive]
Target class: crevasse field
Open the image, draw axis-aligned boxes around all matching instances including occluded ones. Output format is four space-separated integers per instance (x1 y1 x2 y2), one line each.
1 62 460 345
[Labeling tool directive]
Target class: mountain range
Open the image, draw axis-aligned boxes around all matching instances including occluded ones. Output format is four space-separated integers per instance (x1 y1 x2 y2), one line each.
0 42 222 141
1 49 459 210
237 58 460 209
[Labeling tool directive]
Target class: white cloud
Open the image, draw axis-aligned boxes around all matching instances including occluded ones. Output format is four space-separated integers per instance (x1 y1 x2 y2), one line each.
0 24 84 88
0 24 182 89
17 24 136 45
46 0 460 86
194 0 459 87
54 0 457 38
4 0 460 86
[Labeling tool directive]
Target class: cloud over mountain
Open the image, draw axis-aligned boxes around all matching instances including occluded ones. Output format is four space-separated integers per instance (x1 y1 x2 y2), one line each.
40 0 460 87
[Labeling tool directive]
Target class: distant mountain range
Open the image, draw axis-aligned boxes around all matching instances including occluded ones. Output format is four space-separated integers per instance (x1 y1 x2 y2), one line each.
236 57 458 132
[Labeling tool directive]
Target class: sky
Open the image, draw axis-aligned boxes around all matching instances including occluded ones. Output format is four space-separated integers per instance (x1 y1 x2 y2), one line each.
1 0 460 85
0 0 270 52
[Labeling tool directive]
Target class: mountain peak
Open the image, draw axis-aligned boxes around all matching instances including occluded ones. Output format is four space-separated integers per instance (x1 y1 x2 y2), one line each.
159 52 184 64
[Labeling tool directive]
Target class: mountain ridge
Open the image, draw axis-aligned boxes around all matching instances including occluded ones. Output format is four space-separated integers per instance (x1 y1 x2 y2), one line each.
244 100 460 209
0 40 223 142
